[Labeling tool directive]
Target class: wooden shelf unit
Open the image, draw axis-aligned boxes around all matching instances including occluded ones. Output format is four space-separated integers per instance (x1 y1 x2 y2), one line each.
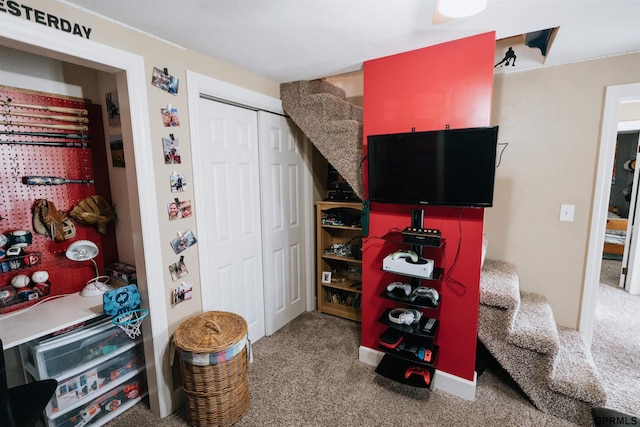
315 201 363 322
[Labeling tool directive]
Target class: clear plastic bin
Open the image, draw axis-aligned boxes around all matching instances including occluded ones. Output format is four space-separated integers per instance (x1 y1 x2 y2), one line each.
49 345 144 414
22 318 133 378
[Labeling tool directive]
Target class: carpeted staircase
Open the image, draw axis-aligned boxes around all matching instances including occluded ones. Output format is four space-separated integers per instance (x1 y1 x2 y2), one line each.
479 259 607 425
280 79 364 199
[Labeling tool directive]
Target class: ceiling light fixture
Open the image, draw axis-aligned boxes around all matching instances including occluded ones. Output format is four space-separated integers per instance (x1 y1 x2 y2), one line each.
433 0 487 24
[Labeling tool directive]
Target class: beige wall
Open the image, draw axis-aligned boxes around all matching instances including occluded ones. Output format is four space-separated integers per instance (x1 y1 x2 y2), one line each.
487 53 640 328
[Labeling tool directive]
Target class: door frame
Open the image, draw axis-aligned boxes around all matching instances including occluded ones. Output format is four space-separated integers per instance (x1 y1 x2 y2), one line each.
581 82 640 347
0 14 170 417
186 71 316 324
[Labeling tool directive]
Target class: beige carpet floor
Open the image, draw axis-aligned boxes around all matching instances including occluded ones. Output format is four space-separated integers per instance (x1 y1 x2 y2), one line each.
592 259 640 417
104 259 638 426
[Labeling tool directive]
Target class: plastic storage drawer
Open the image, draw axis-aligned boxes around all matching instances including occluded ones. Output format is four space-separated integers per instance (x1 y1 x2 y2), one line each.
49 344 144 414
22 317 133 379
47 372 146 427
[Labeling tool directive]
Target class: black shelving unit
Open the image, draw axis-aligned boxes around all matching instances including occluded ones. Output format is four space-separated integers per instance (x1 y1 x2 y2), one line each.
374 208 445 388
375 354 435 388
380 289 441 309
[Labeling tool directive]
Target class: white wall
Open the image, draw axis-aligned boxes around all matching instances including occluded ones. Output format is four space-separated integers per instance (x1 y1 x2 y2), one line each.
1 45 99 100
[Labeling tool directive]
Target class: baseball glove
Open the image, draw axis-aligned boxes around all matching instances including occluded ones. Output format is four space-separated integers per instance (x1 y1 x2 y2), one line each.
70 195 116 234
33 199 76 242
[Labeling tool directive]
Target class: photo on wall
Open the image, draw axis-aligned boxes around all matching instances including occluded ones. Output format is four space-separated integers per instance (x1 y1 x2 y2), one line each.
105 91 120 127
170 172 187 192
162 136 181 164
170 229 197 255
171 282 193 306
151 67 179 95
169 257 188 281
109 134 125 167
167 198 192 220
161 106 180 127
179 199 192 218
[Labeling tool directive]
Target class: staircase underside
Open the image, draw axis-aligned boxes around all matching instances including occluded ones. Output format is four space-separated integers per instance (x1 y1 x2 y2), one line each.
281 79 363 199
479 259 606 425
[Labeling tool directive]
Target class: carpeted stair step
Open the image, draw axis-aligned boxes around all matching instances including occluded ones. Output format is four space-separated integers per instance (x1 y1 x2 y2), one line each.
550 327 607 404
478 258 607 424
478 304 599 425
507 292 559 355
480 259 520 310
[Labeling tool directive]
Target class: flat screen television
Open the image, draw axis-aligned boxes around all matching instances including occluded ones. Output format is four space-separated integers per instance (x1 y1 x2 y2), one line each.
367 126 498 208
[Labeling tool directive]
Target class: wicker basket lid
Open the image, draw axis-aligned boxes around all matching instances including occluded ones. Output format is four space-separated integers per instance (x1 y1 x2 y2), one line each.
174 311 248 353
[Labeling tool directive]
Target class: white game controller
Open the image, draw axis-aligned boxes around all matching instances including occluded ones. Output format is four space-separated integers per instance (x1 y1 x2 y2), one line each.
390 250 419 263
410 286 440 306
386 281 412 296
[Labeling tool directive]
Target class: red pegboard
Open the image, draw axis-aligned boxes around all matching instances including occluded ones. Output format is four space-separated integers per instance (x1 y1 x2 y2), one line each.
1 86 118 313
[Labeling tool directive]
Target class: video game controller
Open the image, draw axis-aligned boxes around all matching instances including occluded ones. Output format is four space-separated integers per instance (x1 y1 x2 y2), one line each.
404 366 431 385
398 343 433 363
417 347 433 363
390 249 419 263
386 281 412 296
409 286 440 306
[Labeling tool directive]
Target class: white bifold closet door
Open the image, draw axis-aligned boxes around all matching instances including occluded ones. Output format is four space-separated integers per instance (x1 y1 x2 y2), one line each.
195 96 308 342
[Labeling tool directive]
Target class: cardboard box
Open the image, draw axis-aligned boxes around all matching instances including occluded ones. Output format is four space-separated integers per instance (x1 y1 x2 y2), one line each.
105 263 136 288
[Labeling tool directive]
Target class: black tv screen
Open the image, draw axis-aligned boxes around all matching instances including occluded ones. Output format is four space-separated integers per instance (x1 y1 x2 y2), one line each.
367 126 498 208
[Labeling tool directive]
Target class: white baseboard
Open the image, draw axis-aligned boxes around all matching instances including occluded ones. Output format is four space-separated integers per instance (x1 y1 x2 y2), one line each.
359 345 477 401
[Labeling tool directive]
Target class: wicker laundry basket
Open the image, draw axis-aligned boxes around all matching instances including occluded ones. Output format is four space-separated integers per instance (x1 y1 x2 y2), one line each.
174 311 249 427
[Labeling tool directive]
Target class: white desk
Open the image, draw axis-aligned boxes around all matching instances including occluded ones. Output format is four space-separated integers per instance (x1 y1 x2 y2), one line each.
0 293 103 349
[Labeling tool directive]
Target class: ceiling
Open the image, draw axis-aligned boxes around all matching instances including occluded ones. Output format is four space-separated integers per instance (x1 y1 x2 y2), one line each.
61 0 640 83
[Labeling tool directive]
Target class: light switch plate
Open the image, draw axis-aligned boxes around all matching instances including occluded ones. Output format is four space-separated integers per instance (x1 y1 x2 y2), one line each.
560 204 575 222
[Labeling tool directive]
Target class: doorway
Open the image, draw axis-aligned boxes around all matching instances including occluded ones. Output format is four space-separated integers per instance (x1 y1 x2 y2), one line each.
582 83 640 347
605 130 640 289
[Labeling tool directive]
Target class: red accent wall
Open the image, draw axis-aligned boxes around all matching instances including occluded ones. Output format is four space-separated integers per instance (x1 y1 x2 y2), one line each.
362 32 495 381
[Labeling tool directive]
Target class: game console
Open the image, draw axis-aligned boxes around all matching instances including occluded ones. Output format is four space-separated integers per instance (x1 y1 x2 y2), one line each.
398 342 434 363
383 252 434 279
401 227 442 246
